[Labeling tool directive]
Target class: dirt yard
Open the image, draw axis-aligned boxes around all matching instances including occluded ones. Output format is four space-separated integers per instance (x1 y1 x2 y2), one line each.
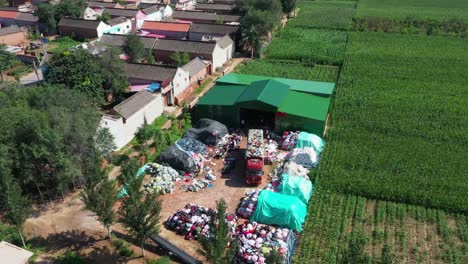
23 136 277 263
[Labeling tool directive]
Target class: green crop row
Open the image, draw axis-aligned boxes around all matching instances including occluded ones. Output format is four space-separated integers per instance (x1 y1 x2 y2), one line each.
264 28 348 65
289 1 356 30
235 59 339 83
318 32 468 213
296 189 467 263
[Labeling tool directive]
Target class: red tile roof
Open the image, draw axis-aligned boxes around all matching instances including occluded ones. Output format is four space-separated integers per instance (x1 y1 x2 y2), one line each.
141 21 190 32
0 10 19 19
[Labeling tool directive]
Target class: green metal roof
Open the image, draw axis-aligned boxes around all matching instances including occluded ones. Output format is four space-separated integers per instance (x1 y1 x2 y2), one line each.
237 80 290 107
278 90 331 121
197 84 247 106
218 73 335 96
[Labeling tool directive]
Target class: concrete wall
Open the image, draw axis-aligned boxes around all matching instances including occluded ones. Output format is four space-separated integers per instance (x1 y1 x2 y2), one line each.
144 11 163 22
100 92 164 149
0 31 26 46
212 42 233 69
105 20 132 35
172 67 190 97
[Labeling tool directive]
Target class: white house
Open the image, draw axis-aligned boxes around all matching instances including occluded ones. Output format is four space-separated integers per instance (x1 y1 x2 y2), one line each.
141 5 164 21
0 241 33 264
84 7 103 20
140 3 173 18
100 90 164 149
57 18 111 39
104 17 132 35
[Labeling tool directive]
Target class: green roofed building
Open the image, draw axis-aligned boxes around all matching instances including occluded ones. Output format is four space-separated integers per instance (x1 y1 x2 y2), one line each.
195 73 335 136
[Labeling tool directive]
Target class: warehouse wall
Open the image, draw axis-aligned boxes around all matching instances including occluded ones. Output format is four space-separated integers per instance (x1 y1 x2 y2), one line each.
276 114 325 137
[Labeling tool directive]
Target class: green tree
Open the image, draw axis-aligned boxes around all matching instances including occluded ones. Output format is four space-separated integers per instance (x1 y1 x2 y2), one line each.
170 51 182 66
240 8 279 58
198 198 230 264
119 174 162 258
44 49 105 103
280 0 297 16
37 3 57 34
94 127 117 159
146 50 156 64
55 0 86 20
0 164 31 247
0 46 19 81
98 47 129 101
98 11 111 22
117 159 140 187
0 0 7 7
181 52 191 65
81 157 118 238
124 33 145 63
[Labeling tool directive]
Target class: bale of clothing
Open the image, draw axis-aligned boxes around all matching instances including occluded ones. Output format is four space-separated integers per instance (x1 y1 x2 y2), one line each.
280 131 300 150
264 140 279 164
236 221 290 264
285 147 319 168
237 190 261 219
144 163 180 194
246 129 264 158
165 204 237 240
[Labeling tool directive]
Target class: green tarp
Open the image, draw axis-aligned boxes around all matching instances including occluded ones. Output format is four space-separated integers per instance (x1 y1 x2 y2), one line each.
295 131 325 154
251 190 307 232
278 174 313 204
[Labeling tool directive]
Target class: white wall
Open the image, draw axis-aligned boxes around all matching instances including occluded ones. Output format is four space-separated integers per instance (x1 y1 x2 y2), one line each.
163 6 173 17
172 67 190 96
84 7 101 20
99 92 164 150
144 11 163 22
104 19 132 34
96 22 111 38
212 42 233 69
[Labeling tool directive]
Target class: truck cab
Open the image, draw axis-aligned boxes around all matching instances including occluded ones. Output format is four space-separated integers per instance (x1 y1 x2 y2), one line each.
246 158 263 185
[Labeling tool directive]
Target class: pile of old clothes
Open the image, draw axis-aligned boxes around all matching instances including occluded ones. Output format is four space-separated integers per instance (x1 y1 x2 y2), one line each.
184 178 213 192
264 140 279 164
280 131 300 150
237 190 261 219
175 138 207 155
202 165 217 181
285 147 319 168
281 161 310 178
166 204 238 240
236 221 290 264
144 163 180 194
246 129 264 158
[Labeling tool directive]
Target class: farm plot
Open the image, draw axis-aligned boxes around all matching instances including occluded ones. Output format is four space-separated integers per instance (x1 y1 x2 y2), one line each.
318 32 468 213
355 0 468 21
235 60 339 83
264 28 347 65
295 190 468 263
289 1 356 30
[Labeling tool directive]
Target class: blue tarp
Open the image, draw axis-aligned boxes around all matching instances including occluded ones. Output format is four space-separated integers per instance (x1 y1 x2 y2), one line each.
251 190 307 232
295 132 325 154
278 174 313 204
146 83 161 92
117 163 150 198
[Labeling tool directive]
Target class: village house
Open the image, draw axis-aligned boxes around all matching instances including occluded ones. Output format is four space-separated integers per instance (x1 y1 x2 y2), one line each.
170 0 196 11
179 57 210 104
104 17 133 34
141 5 164 21
0 10 38 28
100 89 164 149
58 18 110 39
103 7 146 29
153 35 234 70
140 21 190 39
139 3 173 18
124 62 189 106
188 22 239 43
0 25 27 46
99 34 157 52
170 10 240 24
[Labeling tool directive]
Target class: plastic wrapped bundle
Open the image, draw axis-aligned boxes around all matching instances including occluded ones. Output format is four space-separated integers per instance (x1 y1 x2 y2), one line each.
285 147 319 168
237 190 261 219
281 131 299 150
281 161 310 178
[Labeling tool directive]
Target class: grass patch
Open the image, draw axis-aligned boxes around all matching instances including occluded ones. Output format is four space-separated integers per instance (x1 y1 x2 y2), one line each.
194 77 213 95
49 37 82 54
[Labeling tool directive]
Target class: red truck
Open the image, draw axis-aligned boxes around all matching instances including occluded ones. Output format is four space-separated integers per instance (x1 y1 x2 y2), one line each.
245 129 264 185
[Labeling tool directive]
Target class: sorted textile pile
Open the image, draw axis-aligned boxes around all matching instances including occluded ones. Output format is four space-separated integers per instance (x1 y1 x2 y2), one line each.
285 147 318 168
246 129 264 158
175 138 207 155
264 140 279 163
144 163 180 194
281 161 310 178
166 204 237 240
184 178 213 192
237 190 261 219
236 221 290 264
280 131 299 150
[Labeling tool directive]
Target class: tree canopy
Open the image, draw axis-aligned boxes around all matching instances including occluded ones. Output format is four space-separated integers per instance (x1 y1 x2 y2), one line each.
37 0 86 34
124 34 145 63
0 84 100 201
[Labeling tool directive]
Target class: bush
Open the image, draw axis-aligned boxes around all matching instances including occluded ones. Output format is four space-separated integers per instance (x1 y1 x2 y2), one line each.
56 251 87 264
148 256 172 264
112 238 134 258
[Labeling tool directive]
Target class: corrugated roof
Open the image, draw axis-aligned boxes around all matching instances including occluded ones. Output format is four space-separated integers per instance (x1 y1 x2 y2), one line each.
124 63 177 82
58 18 102 29
278 90 331 121
197 84 247 106
155 38 216 54
107 17 128 26
237 80 290 108
142 5 162 15
0 10 19 19
114 90 158 119
16 12 38 22
195 3 234 11
182 57 207 77
217 73 335 96
216 34 233 48
189 23 239 35
142 21 190 32
0 25 22 36
104 8 138 18
99 34 157 49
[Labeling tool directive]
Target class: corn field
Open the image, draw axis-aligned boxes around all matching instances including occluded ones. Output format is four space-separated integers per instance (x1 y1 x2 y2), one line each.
289 1 356 30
